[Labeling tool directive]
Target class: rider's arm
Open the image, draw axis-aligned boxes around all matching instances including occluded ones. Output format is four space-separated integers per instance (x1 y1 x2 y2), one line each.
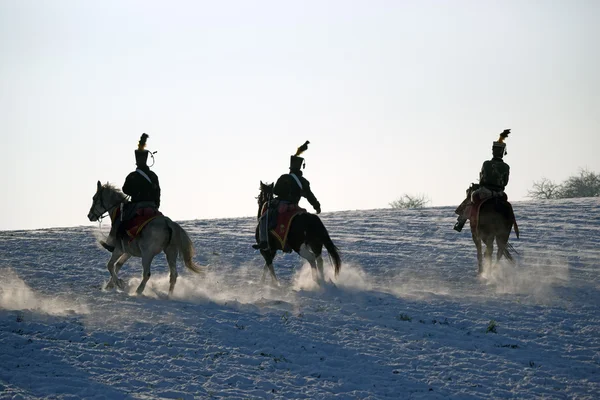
302 179 321 213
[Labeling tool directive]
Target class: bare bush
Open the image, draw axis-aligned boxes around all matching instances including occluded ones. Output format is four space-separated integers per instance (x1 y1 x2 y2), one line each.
527 178 561 199
528 169 600 200
390 194 430 209
559 169 600 198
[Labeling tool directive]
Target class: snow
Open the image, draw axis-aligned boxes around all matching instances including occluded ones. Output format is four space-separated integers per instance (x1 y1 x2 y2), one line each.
1 198 599 399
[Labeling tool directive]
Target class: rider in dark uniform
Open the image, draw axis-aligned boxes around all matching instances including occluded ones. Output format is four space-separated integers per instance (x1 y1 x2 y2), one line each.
254 141 321 250
101 133 161 252
454 129 511 232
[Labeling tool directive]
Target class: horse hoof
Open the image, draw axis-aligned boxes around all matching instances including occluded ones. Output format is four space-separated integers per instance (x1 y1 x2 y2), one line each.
105 281 115 290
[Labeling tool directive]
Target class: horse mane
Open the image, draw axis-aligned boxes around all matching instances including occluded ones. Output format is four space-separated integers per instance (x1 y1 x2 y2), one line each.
103 182 127 201
258 182 274 197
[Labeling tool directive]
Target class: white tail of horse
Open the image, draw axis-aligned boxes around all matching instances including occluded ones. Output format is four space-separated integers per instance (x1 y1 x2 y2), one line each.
166 218 203 274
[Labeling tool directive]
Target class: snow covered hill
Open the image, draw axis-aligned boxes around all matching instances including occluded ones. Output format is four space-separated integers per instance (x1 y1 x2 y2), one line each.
1 198 599 399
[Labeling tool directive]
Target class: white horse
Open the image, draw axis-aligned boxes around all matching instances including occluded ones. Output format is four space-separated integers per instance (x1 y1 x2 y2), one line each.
88 181 203 295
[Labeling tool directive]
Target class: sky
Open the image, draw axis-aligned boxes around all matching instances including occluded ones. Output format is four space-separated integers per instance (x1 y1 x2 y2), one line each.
1 0 599 231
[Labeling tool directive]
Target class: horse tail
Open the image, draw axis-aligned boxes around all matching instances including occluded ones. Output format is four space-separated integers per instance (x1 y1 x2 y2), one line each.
326 240 342 277
503 242 518 263
502 246 512 261
311 215 341 276
166 219 202 274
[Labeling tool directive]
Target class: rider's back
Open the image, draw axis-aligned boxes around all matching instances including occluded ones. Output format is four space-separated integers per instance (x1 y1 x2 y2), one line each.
479 158 510 192
123 167 161 207
274 173 303 203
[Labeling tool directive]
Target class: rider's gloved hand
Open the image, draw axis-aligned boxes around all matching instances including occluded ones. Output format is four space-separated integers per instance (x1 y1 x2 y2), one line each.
315 204 321 214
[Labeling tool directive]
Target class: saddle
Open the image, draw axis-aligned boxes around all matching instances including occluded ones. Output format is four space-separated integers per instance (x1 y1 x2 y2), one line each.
115 206 163 242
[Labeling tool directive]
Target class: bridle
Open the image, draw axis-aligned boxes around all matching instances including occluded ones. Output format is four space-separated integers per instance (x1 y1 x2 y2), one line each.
90 186 126 222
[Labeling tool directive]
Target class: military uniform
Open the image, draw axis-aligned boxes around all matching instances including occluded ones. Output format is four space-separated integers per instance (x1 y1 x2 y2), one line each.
454 130 511 232
123 167 161 211
273 172 320 212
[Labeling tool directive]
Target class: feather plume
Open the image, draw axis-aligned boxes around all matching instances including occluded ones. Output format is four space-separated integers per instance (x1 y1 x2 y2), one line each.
497 129 510 143
295 140 310 156
137 133 149 151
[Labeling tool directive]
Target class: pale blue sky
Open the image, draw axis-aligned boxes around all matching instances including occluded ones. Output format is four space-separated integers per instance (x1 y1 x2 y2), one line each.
1 0 598 231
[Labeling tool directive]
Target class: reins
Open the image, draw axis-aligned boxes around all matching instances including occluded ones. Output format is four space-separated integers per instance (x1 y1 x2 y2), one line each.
92 186 128 224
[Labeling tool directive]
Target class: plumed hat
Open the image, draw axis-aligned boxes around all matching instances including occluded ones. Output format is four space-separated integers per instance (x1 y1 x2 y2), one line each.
289 140 310 171
134 133 150 166
492 129 510 158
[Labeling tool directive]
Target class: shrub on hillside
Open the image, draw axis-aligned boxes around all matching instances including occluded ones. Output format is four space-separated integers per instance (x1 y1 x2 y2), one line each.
528 169 600 200
390 194 430 209
527 178 562 199
560 169 600 198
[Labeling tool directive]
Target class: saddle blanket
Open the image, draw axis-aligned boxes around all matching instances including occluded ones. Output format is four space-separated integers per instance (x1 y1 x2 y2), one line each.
271 203 306 249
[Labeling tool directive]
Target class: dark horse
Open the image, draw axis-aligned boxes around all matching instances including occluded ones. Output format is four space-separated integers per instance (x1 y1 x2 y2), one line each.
255 182 341 284
468 184 519 274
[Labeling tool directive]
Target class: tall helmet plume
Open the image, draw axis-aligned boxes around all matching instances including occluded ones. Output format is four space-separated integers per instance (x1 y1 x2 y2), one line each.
135 133 150 167
497 129 510 144
138 133 149 151
295 140 310 156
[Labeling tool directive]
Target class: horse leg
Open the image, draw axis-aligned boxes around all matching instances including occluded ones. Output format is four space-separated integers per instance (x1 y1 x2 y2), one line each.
113 253 130 289
265 263 278 285
115 253 131 274
496 239 505 263
135 252 155 295
105 251 124 290
472 233 484 274
316 255 324 281
165 247 178 296
299 243 321 283
310 243 325 281
260 249 278 285
484 238 494 270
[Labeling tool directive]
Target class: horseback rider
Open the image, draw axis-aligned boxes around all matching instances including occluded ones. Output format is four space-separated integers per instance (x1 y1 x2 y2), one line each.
101 133 161 252
454 129 511 232
254 141 321 250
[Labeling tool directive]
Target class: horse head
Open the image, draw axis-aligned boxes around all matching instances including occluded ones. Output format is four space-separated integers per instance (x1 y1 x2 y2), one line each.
88 180 126 222
257 181 274 219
